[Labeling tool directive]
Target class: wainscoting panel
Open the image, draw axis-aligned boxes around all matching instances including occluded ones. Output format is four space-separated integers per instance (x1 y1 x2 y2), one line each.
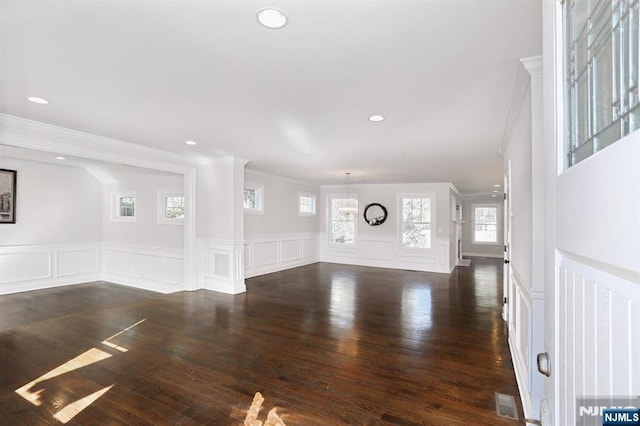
57 249 100 277
103 243 184 294
558 253 640 426
0 243 101 295
199 239 245 294
320 235 451 274
253 241 279 266
245 233 319 279
280 239 301 261
360 238 394 261
507 266 532 417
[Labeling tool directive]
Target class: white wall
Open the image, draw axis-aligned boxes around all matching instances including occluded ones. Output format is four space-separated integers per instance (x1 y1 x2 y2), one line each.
197 158 247 294
103 168 183 249
244 169 320 236
319 182 454 273
101 167 185 293
0 158 102 245
461 195 504 258
244 169 320 278
502 58 545 419
0 158 103 294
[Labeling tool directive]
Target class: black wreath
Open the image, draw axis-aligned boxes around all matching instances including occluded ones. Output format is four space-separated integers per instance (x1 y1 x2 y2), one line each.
363 203 388 226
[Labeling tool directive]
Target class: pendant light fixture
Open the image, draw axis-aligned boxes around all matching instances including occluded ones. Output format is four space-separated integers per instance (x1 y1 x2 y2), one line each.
338 172 358 213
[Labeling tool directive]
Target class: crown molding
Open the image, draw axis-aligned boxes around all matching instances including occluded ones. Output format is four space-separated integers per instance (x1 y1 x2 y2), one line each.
499 57 540 158
0 114 197 174
521 55 543 76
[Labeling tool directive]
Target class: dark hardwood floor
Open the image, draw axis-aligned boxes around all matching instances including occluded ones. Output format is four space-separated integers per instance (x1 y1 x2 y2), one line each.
0 258 522 425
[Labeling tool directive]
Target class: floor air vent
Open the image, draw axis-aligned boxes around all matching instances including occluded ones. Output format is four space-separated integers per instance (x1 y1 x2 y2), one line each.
495 392 518 420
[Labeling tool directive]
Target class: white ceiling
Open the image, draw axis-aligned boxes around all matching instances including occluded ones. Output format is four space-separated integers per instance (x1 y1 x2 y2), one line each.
0 0 541 193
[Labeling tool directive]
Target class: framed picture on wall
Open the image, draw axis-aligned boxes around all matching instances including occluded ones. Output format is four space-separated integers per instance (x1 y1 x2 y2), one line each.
0 169 17 224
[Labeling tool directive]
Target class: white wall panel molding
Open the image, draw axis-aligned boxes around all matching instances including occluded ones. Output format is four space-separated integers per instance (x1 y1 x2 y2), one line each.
245 233 319 279
558 252 640 425
0 242 101 295
320 236 450 274
102 242 184 294
461 252 504 259
198 239 246 294
508 266 532 418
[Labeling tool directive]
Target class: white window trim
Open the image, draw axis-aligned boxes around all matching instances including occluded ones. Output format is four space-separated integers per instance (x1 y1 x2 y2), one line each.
471 203 500 245
298 191 317 217
111 191 136 223
244 183 264 215
397 193 436 252
157 191 184 225
327 194 358 247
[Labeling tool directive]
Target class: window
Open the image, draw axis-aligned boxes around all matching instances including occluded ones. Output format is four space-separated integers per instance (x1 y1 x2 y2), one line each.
473 204 499 244
299 192 317 216
565 0 640 168
158 192 185 225
111 192 136 222
400 196 432 249
244 184 263 214
329 197 357 244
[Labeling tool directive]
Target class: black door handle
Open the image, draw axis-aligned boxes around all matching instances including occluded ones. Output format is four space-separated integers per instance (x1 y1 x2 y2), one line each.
504 259 510 264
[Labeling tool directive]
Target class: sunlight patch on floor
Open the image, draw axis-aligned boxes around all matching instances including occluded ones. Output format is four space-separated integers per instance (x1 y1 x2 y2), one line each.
15 347 112 406
101 318 146 352
14 318 146 422
53 385 114 423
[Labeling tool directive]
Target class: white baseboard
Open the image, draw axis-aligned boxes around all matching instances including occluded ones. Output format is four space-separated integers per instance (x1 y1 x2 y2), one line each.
0 273 102 296
245 255 319 278
102 273 181 294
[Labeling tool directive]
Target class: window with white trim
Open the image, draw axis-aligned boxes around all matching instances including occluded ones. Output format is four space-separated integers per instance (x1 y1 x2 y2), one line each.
400 196 433 249
565 0 640 168
472 204 499 244
329 196 357 244
111 191 136 222
299 192 317 216
158 192 185 224
244 184 263 214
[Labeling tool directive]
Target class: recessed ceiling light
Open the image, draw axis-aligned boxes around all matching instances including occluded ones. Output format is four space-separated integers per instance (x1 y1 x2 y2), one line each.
185 140 197 146
491 194 497 197
27 96 48 104
369 115 385 122
257 8 288 29
493 184 501 187
492 190 499 193
55 156 65 160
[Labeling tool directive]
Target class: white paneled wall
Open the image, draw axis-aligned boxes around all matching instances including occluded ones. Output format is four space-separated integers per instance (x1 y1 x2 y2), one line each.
103 242 184 293
508 266 532 415
199 239 245 294
320 236 451 274
245 233 319 278
558 254 640 426
0 243 101 295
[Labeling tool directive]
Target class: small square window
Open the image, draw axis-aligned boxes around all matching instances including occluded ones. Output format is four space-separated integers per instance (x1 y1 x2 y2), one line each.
158 192 185 225
244 184 264 214
299 192 317 216
111 191 136 222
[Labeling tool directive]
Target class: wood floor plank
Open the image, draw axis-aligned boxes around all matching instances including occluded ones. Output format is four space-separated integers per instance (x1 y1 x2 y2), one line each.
0 258 522 425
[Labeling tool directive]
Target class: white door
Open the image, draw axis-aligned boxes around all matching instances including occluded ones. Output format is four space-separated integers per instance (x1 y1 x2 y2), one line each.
543 1 640 423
